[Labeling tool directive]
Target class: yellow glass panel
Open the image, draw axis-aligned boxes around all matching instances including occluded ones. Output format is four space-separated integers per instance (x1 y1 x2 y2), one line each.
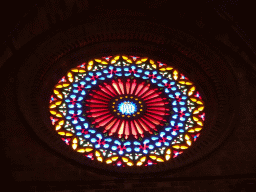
136 161 143 166
56 113 62 117
106 159 112 164
88 60 93 65
68 77 73 82
55 101 62 105
114 56 120 60
72 143 77 150
193 116 199 121
197 121 203 126
95 59 102 62
140 156 146 162
172 145 180 149
185 135 190 140
101 61 108 65
55 84 63 88
79 69 86 73
95 151 101 157
150 60 155 65
88 66 92 70
181 146 188 149
112 156 118 161
71 68 79 72
122 157 129 162
187 140 192 146
166 149 171 155
67 72 72 77
198 106 204 111
127 162 133 166
149 155 157 160
156 158 164 162
49 104 56 108
85 148 93 152
50 110 57 115
122 56 128 60
195 128 202 132
63 83 70 87
165 155 171 161
77 149 86 153
57 94 63 99
111 60 116 64
58 132 65 136
127 59 133 63
55 125 61 130
191 98 197 102
59 120 64 125
193 110 199 114
73 138 78 143
97 157 103 162
54 90 59 95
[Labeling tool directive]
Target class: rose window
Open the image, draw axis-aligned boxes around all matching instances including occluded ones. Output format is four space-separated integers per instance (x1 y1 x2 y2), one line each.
49 55 205 167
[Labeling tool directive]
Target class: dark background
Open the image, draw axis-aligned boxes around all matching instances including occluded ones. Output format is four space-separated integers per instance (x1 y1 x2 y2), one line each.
1 0 256 191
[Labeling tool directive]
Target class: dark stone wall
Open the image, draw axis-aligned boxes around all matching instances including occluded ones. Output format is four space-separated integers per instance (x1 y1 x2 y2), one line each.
0 1 256 191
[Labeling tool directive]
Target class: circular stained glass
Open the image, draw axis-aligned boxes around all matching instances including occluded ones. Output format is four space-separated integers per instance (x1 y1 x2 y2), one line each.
49 55 205 167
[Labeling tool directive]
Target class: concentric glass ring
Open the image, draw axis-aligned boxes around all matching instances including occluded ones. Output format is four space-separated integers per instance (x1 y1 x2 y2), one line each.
49 55 205 167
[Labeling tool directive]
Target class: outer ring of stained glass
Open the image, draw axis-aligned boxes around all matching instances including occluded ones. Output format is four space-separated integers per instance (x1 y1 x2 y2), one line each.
49 55 205 167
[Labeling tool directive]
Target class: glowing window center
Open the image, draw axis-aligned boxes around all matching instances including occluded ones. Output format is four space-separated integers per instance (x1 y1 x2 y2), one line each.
118 101 137 115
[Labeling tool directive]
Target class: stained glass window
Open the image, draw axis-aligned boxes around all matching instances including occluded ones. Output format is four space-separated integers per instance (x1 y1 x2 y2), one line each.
49 55 205 167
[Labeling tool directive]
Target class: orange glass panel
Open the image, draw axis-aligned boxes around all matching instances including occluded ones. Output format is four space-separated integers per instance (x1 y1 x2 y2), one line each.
93 114 112 123
130 120 138 137
134 82 144 96
99 85 115 97
97 116 114 127
110 119 121 135
112 80 122 95
145 97 163 103
146 107 167 111
105 118 118 130
141 89 157 99
93 90 111 99
134 120 144 135
143 93 160 101
124 121 130 138
141 117 156 130
91 111 110 118
118 79 125 94
144 115 161 125
145 113 163 121
137 84 150 97
87 99 108 104
105 83 118 95
146 110 166 116
130 79 137 94
137 119 150 132
118 120 125 135
126 79 131 94
88 104 108 108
